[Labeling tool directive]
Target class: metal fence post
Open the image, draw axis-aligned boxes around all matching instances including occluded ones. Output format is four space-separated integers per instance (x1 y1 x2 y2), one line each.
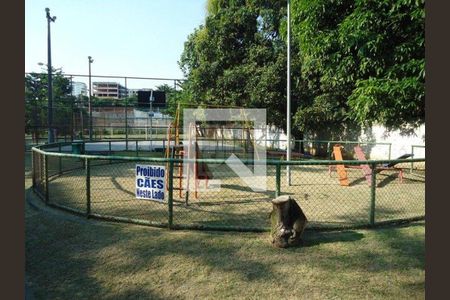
136 140 139 157
410 145 414 174
109 141 112 164
275 163 281 197
38 152 43 192
82 141 86 169
370 163 377 226
44 154 49 204
168 159 174 229
388 144 392 160
31 151 36 189
58 143 62 175
86 158 91 218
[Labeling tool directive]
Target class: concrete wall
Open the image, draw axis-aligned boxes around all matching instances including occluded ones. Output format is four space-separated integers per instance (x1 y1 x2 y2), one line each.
269 123 426 159
359 124 425 159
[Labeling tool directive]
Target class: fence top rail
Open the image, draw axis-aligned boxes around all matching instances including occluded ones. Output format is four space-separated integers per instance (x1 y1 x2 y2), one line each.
25 72 185 82
294 140 393 146
38 141 73 149
35 138 393 145
32 145 425 166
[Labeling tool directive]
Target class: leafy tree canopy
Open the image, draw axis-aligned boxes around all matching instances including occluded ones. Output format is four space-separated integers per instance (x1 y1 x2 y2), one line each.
25 69 74 134
179 0 292 131
291 0 425 135
180 0 424 137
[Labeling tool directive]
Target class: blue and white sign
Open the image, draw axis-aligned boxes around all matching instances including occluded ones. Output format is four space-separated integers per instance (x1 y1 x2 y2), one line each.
135 164 166 202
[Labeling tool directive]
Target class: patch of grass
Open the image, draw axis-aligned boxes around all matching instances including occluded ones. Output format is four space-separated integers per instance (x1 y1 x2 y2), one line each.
26 187 425 299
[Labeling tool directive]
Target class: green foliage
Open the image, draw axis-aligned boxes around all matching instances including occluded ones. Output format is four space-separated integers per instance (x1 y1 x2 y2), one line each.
25 70 74 135
179 0 291 131
154 83 187 118
291 0 425 134
91 96 137 107
181 0 424 137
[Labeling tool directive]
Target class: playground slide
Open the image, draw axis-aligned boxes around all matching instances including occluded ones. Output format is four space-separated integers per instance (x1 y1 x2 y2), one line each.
354 146 372 186
333 145 349 186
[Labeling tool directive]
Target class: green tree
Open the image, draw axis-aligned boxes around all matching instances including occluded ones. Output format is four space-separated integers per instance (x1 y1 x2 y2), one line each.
179 0 293 132
91 96 138 107
291 0 425 136
156 84 180 116
180 0 424 144
25 69 74 142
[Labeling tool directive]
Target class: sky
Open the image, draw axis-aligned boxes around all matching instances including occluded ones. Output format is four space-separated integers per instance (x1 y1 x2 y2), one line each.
25 0 206 89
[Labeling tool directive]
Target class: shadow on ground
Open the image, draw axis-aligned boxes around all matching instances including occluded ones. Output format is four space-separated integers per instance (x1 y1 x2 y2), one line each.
302 230 364 247
26 184 425 299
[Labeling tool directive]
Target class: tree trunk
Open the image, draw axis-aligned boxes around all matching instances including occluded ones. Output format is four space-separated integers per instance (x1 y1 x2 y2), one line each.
270 195 307 248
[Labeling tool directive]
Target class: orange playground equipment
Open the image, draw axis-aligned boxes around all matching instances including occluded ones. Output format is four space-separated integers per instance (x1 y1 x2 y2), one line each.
165 104 213 205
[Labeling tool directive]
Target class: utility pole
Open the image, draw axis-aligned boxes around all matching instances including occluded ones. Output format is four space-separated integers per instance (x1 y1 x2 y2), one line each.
45 8 56 143
286 0 292 185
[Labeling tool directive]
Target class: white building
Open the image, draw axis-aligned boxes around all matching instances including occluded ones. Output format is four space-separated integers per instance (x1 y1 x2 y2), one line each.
71 82 87 97
127 89 140 97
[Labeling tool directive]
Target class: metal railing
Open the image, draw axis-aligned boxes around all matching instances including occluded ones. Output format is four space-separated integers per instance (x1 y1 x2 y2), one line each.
411 145 426 174
31 140 425 232
26 134 395 158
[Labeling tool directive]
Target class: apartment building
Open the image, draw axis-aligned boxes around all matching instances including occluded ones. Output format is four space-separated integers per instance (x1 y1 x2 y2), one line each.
93 82 128 99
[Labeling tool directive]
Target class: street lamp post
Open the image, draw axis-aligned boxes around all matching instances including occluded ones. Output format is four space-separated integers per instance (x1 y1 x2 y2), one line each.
286 0 292 185
88 56 94 141
45 8 56 143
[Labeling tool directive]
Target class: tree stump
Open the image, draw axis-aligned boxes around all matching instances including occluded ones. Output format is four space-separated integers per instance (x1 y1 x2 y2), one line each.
270 195 308 248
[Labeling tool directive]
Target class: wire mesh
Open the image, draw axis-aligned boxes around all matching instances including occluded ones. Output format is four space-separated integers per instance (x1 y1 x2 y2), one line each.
172 161 275 230
292 140 391 160
89 159 168 225
47 155 86 213
281 164 371 228
32 151 45 198
374 165 425 222
32 144 425 231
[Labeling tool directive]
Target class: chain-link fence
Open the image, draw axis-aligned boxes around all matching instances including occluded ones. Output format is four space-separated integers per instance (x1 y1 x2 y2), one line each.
25 72 183 150
31 141 425 231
